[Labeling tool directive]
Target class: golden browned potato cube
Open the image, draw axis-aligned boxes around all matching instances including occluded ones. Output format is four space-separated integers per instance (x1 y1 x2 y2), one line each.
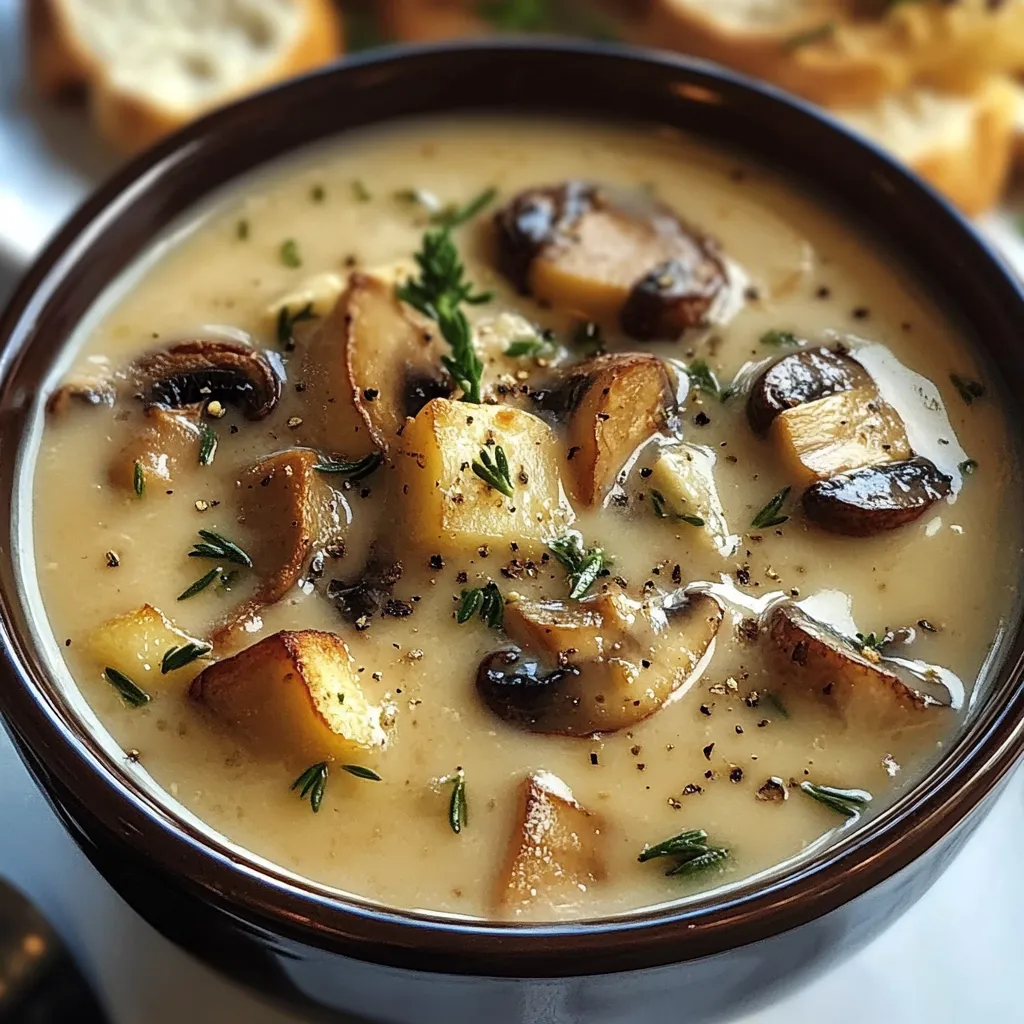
564 354 674 505
85 604 207 685
397 398 573 555
189 629 389 762
770 386 911 487
109 405 202 492
497 771 605 914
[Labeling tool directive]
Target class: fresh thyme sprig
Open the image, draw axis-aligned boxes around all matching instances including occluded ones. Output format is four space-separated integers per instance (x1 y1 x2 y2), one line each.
650 489 705 528
751 486 791 529
686 359 722 400
280 238 302 268
638 828 729 877
292 761 329 812
133 460 145 497
396 229 491 403
341 764 382 781
855 630 893 653
456 582 504 629
161 641 212 674
198 423 218 466
547 532 611 600
505 332 555 359
472 445 514 498
799 781 872 820
314 452 383 481
761 329 800 347
442 768 468 834
103 666 151 708
276 301 317 351
431 187 498 230
178 566 222 600
189 529 252 568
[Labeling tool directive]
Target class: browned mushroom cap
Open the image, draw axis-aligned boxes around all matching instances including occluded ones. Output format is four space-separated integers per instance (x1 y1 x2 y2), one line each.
802 456 952 535
46 375 116 414
493 182 726 340
477 589 723 736
134 340 284 419
747 347 872 434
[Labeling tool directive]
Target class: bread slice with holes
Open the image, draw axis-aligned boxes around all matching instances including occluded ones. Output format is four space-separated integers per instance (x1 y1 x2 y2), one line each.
836 76 1020 216
629 0 1024 108
28 0 344 153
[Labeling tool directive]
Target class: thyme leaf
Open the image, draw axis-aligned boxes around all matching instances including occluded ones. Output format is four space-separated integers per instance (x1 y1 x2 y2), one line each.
341 764 382 781
280 238 302 268
160 641 212 674
396 229 491 403
276 301 317 351
546 532 611 600
760 329 800 347
292 761 328 812
751 486 791 529
799 781 872 819
456 582 504 629
572 320 604 355
431 187 498 230
236 219 250 241
472 445 514 498
133 460 145 497
445 769 468 834
177 566 222 600
189 530 252 568
505 333 555 358
103 666 151 708
313 452 383 481
650 489 705 527
855 630 892 653
198 423 218 466
685 359 721 400
352 179 372 202
638 828 729 877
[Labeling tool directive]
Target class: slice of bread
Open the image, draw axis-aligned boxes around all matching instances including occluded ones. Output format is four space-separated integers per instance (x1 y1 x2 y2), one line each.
378 0 485 42
28 0 344 153
631 0 1024 107
837 76 1020 216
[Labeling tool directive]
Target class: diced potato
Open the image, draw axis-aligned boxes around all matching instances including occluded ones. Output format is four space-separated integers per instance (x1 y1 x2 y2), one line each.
770 386 911 487
648 443 738 556
215 449 337 640
497 771 605 914
563 354 674 505
85 604 207 684
397 398 574 555
263 272 346 326
109 405 201 492
481 590 724 735
189 629 388 762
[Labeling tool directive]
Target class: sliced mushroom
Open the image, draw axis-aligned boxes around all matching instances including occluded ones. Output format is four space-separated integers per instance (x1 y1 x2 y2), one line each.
771 386 912 487
190 629 389 763
497 771 605 915
134 339 284 419
214 449 339 640
478 589 723 735
765 602 950 726
301 273 451 458
537 353 676 505
493 182 726 339
327 557 405 630
747 347 872 435
109 404 203 492
46 374 116 414
802 457 952 535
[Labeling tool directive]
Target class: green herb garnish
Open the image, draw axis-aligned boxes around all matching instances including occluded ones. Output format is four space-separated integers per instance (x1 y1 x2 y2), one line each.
236 219 250 241
456 582 504 629
276 301 317 351
547 532 611 600
396 229 491 403
394 188 441 212
686 359 722 400
161 641 212 675
472 445 514 498
198 423 218 466
638 828 729 877
950 373 985 405
133 460 145 497
445 768 468 834
292 761 329 813
313 451 383 481
352 179 372 202
764 692 789 719
761 329 800 347
505 333 555 358
310 184 326 203
341 764 382 781
959 458 978 476
177 566 222 601
751 486 791 529
480 0 549 30
280 238 302 268
799 781 872 819
432 187 498 230
650 489 705 527
781 21 835 50
189 529 252 568
572 320 604 355
855 631 892 653
103 666 151 708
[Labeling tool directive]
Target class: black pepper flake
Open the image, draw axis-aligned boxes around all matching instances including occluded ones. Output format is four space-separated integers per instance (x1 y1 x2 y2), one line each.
230 424 239 434
699 704 712 717
757 719 770 728
729 767 744 783
918 619 939 633
735 565 752 586
641 658 651 669
702 742 715 760
567 445 582 461
590 752 599 766
456 571 468 584
429 554 444 570
816 285 831 299
693 411 710 427
478 545 489 558
363 388 379 401
671 564 682 584
383 599 414 617
639 467 653 479
126 749 140 763
852 306 870 320
704 769 714 780
64 638 71 647
744 692 760 708
682 783 703 796
735 724 744 735
326 541 346 559
736 618 759 643
630 744 641 756
636 763 646 771
756 778 786 802
105 551 120 567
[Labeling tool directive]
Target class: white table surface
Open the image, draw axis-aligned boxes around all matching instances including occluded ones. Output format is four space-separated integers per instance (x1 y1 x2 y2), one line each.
3 2 1024 1020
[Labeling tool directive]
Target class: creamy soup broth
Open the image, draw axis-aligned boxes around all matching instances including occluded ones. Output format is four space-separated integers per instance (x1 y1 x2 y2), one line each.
29 118 1022 920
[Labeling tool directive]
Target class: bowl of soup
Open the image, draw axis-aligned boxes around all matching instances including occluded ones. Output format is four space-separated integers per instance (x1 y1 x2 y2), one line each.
2 41 1024 1024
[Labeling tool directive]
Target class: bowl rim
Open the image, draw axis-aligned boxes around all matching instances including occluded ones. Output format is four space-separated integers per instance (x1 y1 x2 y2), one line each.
2 39 1024 979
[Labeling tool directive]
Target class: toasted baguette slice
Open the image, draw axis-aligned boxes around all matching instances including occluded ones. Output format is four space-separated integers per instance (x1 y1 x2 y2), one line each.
28 0 344 152
837 76 1019 216
634 0 1024 107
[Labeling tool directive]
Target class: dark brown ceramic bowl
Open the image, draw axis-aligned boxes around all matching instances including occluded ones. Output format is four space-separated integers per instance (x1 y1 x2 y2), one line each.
1 41 1024 1024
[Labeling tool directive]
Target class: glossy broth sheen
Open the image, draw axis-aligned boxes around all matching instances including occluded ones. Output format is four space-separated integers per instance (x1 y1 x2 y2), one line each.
30 118 1022 920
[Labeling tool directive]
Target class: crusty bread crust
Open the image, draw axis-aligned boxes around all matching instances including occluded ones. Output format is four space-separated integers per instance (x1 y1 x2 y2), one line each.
379 0 486 42
635 0 1024 108
29 0 345 153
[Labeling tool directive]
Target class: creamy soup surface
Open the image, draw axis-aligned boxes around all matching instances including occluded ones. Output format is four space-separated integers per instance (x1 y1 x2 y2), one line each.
28 117 1023 921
